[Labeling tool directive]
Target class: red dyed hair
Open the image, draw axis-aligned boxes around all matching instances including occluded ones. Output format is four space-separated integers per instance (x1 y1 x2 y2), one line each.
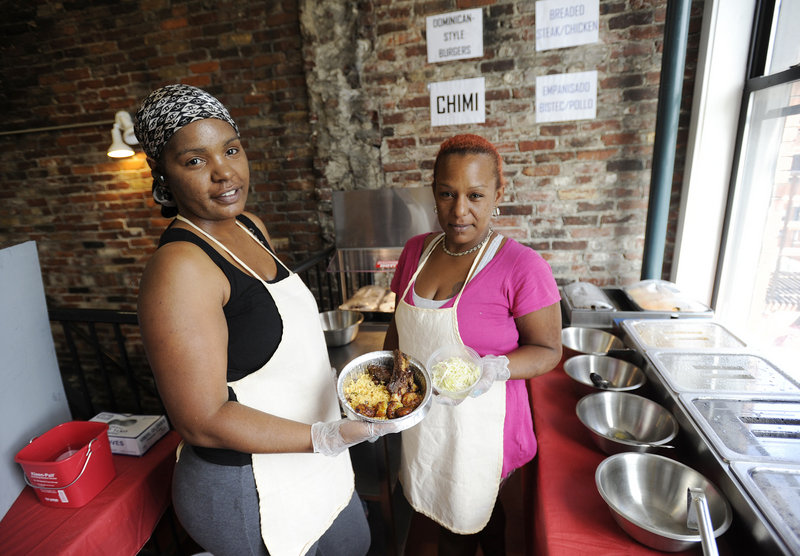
433 133 506 189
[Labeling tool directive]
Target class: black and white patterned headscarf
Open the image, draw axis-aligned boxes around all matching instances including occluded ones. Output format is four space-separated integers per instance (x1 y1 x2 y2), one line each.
134 84 240 215
134 84 239 161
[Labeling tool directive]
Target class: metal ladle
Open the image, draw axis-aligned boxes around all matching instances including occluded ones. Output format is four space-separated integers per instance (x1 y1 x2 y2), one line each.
687 487 719 556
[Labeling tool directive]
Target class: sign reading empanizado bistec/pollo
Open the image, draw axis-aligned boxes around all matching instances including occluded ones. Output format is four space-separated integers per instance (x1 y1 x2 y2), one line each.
426 8 483 63
536 71 597 124
535 0 599 51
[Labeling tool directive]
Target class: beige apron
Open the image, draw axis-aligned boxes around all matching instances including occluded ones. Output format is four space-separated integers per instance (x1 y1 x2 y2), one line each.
396 234 506 534
176 215 354 556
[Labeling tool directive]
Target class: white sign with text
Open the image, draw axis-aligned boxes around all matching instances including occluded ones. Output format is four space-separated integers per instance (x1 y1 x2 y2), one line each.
535 0 599 51
536 70 597 123
429 77 486 127
427 8 483 63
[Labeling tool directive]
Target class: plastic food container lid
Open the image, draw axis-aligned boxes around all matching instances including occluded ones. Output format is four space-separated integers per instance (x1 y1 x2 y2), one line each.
623 279 710 313
564 281 615 311
649 351 800 395
679 394 800 463
621 319 746 350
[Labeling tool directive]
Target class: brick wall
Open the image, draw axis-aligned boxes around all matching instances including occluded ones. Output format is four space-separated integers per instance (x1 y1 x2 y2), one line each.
0 0 317 310
0 0 702 312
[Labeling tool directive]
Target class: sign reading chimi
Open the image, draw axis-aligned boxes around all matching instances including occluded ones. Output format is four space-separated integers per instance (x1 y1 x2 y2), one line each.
429 77 486 127
426 8 483 63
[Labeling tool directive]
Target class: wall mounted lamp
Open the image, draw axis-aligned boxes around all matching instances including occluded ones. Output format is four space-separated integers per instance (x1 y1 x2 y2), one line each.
107 111 138 158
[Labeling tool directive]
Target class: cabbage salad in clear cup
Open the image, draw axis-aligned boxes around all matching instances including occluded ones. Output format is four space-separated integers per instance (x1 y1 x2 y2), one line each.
426 344 482 405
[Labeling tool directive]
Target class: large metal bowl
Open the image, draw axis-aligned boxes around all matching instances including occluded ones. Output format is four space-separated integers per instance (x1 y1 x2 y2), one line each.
319 309 364 347
562 326 625 357
336 350 432 428
596 452 732 552
577 391 678 454
564 354 646 396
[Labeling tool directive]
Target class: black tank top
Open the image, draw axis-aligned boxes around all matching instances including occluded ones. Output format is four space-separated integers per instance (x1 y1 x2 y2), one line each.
158 214 290 465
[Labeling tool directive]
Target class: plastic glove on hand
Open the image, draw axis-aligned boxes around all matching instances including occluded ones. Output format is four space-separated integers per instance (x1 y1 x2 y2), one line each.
311 417 411 457
470 355 511 397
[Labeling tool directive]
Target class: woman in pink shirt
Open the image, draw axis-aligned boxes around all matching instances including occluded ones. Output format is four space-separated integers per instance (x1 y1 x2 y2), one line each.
384 134 562 555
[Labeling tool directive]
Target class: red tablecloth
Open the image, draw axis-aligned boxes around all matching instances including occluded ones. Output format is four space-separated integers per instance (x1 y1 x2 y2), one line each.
529 366 703 555
0 430 181 556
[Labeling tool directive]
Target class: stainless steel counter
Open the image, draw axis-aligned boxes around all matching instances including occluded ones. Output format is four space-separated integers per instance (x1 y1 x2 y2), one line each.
327 322 389 372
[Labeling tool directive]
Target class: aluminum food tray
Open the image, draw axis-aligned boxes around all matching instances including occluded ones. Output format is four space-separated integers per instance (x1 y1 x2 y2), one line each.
730 461 800 555
647 350 800 397
677 394 800 464
621 319 746 354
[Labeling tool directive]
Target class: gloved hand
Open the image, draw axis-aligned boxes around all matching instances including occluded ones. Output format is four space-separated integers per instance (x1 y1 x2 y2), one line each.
311 418 410 457
470 355 511 397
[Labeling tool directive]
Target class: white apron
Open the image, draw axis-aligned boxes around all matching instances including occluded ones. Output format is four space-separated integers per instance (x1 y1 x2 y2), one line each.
176 215 354 556
396 234 506 534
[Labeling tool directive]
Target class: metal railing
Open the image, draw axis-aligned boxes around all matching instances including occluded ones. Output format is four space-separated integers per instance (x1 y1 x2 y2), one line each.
48 307 164 421
47 246 343 421
293 244 341 312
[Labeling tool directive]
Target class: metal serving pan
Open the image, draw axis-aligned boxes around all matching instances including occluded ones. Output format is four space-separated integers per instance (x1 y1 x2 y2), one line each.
730 461 800 555
647 351 800 397
678 394 800 464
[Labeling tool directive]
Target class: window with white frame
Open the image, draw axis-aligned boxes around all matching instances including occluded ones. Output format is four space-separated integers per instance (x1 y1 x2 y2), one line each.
713 0 800 376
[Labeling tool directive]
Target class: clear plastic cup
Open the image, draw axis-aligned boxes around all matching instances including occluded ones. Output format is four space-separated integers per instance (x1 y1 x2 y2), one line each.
426 344 482 404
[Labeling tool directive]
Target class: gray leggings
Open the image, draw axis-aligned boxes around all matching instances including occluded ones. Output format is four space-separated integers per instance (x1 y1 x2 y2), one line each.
173 444 370 556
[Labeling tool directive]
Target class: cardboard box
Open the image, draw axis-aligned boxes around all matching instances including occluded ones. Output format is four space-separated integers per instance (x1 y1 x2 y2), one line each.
90 413 169 456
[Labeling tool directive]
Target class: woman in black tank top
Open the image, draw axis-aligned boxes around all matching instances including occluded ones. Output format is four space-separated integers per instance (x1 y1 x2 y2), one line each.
134 84 405 555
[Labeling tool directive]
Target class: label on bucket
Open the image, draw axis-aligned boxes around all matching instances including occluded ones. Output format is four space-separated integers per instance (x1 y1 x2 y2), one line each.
28 471 59 488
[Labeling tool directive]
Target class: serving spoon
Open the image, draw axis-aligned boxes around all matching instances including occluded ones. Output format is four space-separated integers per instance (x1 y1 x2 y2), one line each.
590 371 612 389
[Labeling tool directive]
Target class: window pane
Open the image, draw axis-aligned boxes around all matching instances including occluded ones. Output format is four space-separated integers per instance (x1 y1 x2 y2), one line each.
767 0 800 74
715 79 800 378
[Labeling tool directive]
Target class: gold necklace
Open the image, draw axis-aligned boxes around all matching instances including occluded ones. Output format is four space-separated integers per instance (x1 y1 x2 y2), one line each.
441 229 493 257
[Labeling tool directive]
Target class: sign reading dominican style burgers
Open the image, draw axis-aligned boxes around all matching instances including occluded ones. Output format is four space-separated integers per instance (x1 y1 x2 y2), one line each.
429 77 486 127
536 70 597 123
426 8 483 63
535 0 599 52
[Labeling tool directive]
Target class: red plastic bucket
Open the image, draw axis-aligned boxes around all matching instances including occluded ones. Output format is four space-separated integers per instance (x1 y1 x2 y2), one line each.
15 421 116 508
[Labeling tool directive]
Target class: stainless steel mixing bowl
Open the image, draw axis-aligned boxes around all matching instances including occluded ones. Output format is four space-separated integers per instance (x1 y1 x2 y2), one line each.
319 309 364 347
563 354 646 396
577 391 678 454
337 350 432 428
595 452 732 552
561 326 625 357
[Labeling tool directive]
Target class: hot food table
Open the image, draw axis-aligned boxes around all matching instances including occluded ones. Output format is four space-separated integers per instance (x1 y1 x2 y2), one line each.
330 321 758 554
528 364 708 555
529 334 787 554
0 431 181 556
